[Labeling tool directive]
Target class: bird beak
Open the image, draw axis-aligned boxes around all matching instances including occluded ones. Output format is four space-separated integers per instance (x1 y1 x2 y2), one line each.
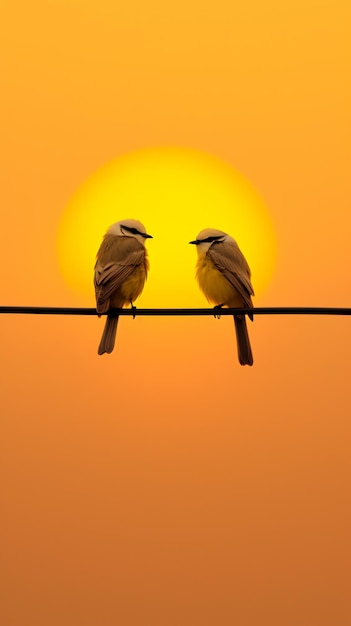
142 233 153 239
189 240 199 245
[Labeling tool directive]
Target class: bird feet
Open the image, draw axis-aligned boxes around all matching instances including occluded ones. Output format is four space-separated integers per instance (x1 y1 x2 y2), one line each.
130 303 137 319
213 304 224 319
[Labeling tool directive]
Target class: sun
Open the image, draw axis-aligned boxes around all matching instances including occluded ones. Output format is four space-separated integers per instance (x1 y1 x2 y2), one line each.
57 147 277 307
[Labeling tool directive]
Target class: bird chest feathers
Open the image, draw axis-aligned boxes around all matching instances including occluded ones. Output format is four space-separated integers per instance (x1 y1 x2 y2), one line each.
196 253 236 306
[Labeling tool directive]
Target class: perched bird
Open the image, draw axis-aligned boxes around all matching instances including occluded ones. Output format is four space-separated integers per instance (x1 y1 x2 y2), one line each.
94 219 152 355
189 228 254 366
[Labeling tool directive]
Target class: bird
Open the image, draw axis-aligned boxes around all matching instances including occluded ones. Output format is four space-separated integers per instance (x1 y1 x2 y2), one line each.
94 219 152 355
189 228 254 366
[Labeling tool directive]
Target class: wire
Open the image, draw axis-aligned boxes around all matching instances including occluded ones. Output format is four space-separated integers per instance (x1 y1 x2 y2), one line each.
0 306 351 316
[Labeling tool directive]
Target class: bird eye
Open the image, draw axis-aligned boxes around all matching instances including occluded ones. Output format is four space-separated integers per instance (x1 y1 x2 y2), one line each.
201 235 223 243
121 225 139 235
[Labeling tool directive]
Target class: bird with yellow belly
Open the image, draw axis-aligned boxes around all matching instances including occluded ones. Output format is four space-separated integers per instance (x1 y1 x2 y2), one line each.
190 228 254 366
94 219 152 355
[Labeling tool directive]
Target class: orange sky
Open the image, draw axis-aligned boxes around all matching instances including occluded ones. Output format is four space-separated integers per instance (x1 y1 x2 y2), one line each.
1 2 351 625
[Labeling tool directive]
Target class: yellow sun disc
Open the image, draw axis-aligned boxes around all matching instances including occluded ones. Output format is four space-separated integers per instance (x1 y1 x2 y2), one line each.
57 147 277 307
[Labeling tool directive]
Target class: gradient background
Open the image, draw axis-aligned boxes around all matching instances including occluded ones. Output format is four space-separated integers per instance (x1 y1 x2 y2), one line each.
1 2 351 625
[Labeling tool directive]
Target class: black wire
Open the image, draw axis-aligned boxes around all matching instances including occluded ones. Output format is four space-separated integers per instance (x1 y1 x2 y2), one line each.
0 306 351 316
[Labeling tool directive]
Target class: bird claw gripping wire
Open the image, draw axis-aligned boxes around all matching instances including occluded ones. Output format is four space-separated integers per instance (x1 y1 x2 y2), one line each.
213 304 224 319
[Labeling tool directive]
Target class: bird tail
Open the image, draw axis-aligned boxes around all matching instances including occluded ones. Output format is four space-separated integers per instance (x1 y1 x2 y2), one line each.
233 315 253 366
98 315 119 355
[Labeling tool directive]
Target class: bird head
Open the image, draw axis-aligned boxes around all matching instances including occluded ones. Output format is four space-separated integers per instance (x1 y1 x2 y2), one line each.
107 219 153 245
189 228 233 254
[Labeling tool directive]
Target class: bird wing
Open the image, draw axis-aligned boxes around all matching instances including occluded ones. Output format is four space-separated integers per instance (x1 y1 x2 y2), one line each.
94 236 145 311
208 241 254 311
